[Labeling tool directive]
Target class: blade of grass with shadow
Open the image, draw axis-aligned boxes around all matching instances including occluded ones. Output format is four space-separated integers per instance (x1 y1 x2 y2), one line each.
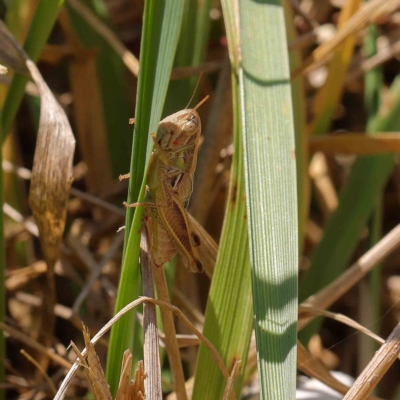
307 0 362 138
105 1 185 395
192 2 252 397
239 1 298 397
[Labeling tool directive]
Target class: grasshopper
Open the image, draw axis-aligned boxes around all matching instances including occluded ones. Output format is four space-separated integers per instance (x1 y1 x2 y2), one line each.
122 96 209 273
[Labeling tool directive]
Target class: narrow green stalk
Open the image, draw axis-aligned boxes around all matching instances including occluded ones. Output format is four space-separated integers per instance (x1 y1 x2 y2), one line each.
105 1 185 395
192 4 253 394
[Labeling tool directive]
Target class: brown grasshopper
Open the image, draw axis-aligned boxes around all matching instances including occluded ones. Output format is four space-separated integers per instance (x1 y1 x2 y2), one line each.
122 96 209 273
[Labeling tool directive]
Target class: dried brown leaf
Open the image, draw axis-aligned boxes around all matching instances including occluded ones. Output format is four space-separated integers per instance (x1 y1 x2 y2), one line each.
297 341 383 400
26 58 75 265
343 323 400 400
0 20 76 268
0 19 75 362
82 326 113 400
310 133 400 155
116 353 145 400
59 10 113 196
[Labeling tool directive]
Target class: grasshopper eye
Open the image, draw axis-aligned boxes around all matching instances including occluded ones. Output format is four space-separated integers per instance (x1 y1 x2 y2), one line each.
183 114 198 135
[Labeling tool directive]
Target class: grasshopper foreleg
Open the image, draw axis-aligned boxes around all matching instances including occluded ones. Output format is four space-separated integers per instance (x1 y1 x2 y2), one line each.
123 201 165 209
119 173 131 181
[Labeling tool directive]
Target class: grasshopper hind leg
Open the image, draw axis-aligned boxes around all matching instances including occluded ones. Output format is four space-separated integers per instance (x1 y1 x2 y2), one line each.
180 252 203 273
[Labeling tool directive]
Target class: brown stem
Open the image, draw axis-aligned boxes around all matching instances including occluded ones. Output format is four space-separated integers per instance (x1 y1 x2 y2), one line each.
153 266 188 400
140 231 162 399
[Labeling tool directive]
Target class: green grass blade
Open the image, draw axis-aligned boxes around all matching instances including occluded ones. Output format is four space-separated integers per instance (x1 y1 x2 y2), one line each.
105 1 185 395
239 1 298 397
299 78 400 341
308 1 362 137
192 4 252 397
1 0 64 139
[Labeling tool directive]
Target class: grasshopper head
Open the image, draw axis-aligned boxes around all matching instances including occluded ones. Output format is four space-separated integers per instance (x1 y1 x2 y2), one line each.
158 96 209 150
158 109 201 150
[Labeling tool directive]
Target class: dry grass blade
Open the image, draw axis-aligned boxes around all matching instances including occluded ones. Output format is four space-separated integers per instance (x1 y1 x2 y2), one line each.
66 0 139 76
116 353 145 400
54 296 230 400
27 56 75 266
59 9 113 196
82 326 112 400
309 153 338 219
310 133 400 155
14 291 83 329
293 0 398 77
299 224 400 330
5 261 47 291
343 322 400 400
70 328 112 400
297 341 383 400
72 232 124 313
170 61 223 81
0 18 75 364
298 305 385 345
20 349 57 395
0 24 75 265
222 359 241 400
166 377 195 400
2 159 125 216
312 0 397 62
153 267 187 400
0 322 71 369
3 202 39 237
347 37 400 82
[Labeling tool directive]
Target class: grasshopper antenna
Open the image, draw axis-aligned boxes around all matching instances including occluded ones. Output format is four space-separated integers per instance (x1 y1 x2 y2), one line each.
192 95 209 112
184 72 204 109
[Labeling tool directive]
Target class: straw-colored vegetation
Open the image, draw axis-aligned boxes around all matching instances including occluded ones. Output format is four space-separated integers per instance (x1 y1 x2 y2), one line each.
1 1 400 399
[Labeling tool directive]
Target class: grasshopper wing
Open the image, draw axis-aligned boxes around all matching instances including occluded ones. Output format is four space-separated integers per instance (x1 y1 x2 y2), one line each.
157 190 203 273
